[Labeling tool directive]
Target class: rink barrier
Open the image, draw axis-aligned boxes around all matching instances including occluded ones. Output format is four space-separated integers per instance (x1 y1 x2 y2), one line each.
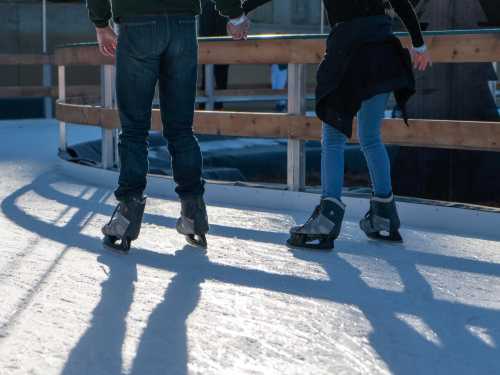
53 30 500 191
4 30 500 114
0 53 54 117
0 53 100 105
53 30 500 66
55 102 500 151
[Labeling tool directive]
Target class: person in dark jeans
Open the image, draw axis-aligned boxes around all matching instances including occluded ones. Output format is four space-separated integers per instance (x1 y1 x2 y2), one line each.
87 0 250 251
199 0 230 110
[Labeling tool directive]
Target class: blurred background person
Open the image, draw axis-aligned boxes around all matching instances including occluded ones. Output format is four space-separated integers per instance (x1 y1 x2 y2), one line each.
271 63 288 112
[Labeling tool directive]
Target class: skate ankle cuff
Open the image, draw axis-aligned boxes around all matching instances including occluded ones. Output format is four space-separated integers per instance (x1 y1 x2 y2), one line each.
121 195 147 204
323 197 346 208
372 194 394 203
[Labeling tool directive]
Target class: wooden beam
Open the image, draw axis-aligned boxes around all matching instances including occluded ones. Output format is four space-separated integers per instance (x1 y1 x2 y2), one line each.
54 33 500 66
194 111 290 138
0 85 100 99
198 39 324 64
376 118 500 152
54 45 114 66
0 54 52 65
56 102 119 129
55 85 100 99
2 33 497 67
0 86 51 98
399 34 500 63
203 88 287 97
199 34 500 64
55 102 500 152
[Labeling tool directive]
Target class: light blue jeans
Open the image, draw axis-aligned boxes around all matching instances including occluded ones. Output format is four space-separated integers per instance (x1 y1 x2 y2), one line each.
322 93 392 200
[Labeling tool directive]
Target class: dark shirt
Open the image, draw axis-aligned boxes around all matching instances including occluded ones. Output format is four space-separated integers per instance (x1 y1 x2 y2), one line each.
243 0 424 47
86 0 244 28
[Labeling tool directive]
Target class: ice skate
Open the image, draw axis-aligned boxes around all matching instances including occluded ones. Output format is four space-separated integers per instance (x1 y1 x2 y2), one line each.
287 198 345 250
176 195 209 248
359 194 403 242
102 196 147 253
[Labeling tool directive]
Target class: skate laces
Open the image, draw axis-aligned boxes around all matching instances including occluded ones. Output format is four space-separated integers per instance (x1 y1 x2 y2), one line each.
107 203 122 225
364 208 374 225
305 205 321 225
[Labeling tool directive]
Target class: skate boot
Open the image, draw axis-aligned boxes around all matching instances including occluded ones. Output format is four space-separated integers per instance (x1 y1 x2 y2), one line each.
176 195 209 248
102 196 147 253
287 198 345 250
359 194 403 242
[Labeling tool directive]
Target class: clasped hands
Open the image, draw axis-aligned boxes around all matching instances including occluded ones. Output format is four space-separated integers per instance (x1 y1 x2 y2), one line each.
227 14 251 40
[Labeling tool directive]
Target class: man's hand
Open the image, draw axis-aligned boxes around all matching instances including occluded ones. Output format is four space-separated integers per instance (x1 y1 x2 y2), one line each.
96 26 117 57
227 15 250 40
410 47 432 72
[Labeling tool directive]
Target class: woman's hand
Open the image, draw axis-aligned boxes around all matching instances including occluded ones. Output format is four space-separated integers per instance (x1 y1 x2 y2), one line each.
227 15 251 40
411 47 432 71
96 26 118 57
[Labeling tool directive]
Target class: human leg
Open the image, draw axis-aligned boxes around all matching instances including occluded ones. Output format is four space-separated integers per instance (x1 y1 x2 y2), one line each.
104 17 162 251
287 123 347 250
357 93 402 241
357 93 392 198
159 16 207 246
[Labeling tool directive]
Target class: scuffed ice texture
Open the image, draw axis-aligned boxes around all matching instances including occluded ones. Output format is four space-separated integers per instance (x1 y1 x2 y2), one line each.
0 120 499 375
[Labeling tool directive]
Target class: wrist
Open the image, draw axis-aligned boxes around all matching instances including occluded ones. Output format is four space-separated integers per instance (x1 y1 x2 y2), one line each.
95 25 110 32
413 44 428 53
94 20 110 29
229 14 248 26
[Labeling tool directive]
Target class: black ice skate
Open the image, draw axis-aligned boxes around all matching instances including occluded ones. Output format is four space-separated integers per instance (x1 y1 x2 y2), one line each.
176 195 209 248
102 196 147 253
287 198 346 250
359 194 403 242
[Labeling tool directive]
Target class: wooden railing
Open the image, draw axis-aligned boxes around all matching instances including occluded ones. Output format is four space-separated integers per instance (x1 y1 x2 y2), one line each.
52 30 500 191
0 52 102 113
0 52 297 108
0 53 53 116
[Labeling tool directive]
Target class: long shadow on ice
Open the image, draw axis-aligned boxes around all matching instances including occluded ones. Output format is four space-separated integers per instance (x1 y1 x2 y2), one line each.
26 173 500 280
291 241 500 375
61 246 203 375
61 255 137 375
130 246 207 375
2 173 500 374
0 174 208 375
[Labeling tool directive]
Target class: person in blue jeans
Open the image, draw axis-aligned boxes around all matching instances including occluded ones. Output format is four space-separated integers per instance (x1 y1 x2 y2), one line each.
284 0 432 250
90 0 251 252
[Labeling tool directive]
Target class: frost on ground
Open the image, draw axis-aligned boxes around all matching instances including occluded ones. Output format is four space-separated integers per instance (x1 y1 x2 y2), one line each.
0 120 500 375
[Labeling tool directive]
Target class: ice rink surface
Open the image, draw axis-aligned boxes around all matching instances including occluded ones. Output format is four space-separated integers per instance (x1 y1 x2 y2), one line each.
1 120 500 375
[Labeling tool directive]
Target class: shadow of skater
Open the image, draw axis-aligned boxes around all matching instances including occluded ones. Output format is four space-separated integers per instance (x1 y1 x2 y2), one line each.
290 242 500 375
130 245 208 375
61 254 137 375
4 173 500 374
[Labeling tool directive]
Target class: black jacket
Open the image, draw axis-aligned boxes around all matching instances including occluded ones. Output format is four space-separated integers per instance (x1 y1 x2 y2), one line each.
87 0 244 28
200 0 228 37
316 15 416 137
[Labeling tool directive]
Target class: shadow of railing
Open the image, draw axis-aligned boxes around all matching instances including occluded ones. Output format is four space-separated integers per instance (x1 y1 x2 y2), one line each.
2 173 499 374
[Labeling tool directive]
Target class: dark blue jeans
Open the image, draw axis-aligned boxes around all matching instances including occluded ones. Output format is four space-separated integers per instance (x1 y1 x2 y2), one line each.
115 15 204 201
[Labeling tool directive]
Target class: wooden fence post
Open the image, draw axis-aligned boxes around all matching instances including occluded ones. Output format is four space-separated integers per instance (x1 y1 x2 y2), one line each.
287 63 307 191
101 64 115 169
58 65 67 152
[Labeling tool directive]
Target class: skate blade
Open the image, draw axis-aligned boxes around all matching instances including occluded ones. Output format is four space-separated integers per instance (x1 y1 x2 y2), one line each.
186 234 208 249
286 236 334 251
103 235 131 254
367 230 403 243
